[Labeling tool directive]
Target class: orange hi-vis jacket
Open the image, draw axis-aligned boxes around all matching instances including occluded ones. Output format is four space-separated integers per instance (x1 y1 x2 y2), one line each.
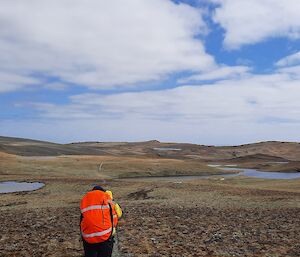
80 190 114 244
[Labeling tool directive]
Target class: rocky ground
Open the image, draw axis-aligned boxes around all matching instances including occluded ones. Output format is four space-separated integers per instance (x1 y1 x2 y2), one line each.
118 179 300 257
1 177 299 257
120 200 300 256
1 150 300 256
0 207 81 257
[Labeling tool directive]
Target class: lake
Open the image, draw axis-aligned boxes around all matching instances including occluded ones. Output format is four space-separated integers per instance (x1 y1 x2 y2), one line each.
0 181 45 193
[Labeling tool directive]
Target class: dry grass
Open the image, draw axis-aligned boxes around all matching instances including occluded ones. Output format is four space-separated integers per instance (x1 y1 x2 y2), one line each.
0 154 224 180
0 153 299 256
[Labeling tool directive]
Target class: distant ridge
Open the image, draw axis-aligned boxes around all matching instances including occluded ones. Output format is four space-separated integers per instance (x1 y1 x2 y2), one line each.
1 136 300 161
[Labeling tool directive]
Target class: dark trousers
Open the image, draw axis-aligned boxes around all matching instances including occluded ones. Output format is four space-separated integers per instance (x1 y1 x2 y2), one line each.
82 238 114 257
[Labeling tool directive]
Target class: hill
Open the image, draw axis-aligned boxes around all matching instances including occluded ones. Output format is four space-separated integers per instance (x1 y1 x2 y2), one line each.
1 136 300 164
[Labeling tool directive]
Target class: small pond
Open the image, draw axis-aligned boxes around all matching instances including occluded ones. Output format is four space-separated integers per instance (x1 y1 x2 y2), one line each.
153 147 182 151
0 181 45 193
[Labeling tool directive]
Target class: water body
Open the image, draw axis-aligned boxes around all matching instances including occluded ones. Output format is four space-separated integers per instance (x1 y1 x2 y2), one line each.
267 162 289 164
153 148 182 151
123 167 300 181
220 167 300 179
0 181 45 193
19 156 58 160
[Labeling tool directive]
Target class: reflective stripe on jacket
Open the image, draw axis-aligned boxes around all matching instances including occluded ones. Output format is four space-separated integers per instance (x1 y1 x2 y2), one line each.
80 190 113 244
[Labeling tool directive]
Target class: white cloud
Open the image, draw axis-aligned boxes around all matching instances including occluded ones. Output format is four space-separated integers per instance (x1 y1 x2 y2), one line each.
277 65 300 81
212 0 300 49
276 51 300 67
178 65 250 83
0 0 214 90
56 77 300 120
3 115 299 145
2 0 300 144
0 72 40 93
43 82 69 91
9 68 300 144
3 57 300 144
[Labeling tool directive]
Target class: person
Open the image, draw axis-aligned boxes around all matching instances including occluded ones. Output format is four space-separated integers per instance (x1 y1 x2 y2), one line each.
80 185 122 257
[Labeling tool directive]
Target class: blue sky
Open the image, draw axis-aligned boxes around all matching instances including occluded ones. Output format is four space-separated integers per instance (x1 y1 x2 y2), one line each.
1 0 300 145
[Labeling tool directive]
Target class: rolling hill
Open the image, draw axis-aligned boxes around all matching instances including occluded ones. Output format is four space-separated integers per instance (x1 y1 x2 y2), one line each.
1 136 300 162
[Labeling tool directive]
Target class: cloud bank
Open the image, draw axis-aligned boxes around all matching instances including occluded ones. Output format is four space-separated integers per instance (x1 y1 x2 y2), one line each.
1 0 300 144
0 0 214 91
213 0 300 49
19 62 299 144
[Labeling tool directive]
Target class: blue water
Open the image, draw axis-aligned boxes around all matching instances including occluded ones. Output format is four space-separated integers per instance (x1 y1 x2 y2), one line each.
0 181 45 193
124 167 300 181
221 168 300 179
153 147 182 151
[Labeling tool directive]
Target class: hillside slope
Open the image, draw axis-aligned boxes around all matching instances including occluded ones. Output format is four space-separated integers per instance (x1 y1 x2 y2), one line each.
1 136 300 162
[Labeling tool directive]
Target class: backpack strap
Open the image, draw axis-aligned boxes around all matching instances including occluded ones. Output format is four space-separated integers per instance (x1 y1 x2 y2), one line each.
108 201 114 239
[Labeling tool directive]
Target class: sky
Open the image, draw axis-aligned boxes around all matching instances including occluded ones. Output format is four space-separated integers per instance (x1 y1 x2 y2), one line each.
1 0 300 145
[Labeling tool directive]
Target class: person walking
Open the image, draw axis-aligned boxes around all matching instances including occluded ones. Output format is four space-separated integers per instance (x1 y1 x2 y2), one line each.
80 185 122 257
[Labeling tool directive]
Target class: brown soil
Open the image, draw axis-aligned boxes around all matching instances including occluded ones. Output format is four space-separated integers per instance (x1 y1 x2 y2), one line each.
1 177 299 257
119 182 300 257
0 149 300 256
120 205 300 257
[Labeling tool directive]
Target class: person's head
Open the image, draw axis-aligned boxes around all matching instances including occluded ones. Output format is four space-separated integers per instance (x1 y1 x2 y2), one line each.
92 185 105 191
